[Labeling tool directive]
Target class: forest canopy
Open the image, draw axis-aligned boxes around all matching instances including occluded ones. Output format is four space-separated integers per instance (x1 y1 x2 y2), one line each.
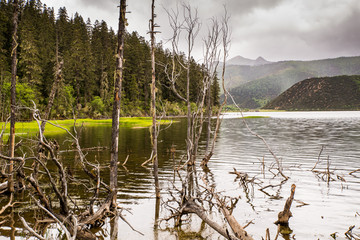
0 0 220 121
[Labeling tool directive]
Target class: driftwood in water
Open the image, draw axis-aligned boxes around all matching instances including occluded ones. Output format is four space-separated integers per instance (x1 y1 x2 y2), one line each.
203 181 253 240
350 169 360 175
275 184 296 225
181 197 238 240
165 170 254 240
0 104 142 239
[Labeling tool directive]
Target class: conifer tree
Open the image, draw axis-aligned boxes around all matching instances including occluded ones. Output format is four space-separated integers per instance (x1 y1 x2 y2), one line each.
18 2 43 93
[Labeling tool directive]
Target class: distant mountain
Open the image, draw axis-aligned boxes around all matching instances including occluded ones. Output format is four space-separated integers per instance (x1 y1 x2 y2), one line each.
223 56 360 108
263 75 360 110
254 56 271 66
226 55 272 66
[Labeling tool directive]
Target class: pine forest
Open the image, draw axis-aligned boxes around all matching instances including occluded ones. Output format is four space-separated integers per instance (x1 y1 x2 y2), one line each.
0 0 220 121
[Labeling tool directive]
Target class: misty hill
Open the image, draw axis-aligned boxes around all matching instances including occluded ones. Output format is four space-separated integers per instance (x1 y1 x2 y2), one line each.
225 56 360 108
263 75 360 110
227 56 272 66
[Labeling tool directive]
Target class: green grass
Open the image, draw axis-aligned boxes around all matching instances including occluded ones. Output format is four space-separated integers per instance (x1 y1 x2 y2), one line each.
0 117 173 141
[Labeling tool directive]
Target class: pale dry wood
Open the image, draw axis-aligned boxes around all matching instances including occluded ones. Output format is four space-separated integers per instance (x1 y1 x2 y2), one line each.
202 7 231 167
20 216 46 240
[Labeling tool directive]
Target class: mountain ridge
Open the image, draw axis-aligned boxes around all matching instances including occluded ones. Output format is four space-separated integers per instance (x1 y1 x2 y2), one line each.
223 56 360 108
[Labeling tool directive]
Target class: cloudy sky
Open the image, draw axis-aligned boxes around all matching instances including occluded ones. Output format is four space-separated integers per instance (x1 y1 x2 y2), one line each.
41 0 360 62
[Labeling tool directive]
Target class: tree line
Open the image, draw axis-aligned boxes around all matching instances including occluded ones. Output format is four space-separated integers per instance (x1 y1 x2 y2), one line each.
0 0 220 121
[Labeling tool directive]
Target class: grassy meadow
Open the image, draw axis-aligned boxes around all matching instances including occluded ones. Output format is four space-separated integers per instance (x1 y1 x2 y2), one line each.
0 118 173 142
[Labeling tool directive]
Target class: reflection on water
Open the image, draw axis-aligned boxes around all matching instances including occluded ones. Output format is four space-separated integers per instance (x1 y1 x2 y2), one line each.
1 111 360 239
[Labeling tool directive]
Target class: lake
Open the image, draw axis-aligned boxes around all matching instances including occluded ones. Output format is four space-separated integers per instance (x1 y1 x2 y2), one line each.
1 111 360 239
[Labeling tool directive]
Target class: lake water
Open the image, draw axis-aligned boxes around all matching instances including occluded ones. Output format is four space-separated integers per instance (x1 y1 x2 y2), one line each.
1 111 360 239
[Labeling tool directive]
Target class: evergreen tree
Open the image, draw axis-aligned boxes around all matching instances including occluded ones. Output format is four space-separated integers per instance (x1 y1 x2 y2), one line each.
18 0 43 100
0 2 211 119
63 12 94 111
0 0 12 120
211 75 220 106
38 5 56 102
90 20 116 113
56 7 71 54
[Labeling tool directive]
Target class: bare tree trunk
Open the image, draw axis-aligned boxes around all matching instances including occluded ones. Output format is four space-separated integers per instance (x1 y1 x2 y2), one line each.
41 33 63 132
183 4 200 166
8 0 19 194
0 69 3 122
150 0 160 199
205 78 212 155
186 56 193 165
110 0 126 206
202 8 230 167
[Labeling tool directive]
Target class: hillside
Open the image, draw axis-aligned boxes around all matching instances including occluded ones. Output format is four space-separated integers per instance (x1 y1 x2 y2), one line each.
224 56 360 108
263 75 360 110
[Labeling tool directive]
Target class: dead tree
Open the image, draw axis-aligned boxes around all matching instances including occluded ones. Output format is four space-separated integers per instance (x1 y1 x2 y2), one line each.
165 171 298 240
41 32 63 132
202 7 230 167
187 19 221 164
0 107 98 239
164 4 228 167
165 3 200 166
8 0 20 194
0 103 144 239
183 4 201 165
164 171 254 240
110 0 126 207
149 0 160 199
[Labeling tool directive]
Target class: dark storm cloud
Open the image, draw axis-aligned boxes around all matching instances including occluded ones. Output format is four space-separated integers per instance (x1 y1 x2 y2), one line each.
309 7 360 57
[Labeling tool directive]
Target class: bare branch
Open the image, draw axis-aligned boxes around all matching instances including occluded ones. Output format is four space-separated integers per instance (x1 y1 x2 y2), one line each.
0 115 10 140
20 215 46 240
227 92 289 180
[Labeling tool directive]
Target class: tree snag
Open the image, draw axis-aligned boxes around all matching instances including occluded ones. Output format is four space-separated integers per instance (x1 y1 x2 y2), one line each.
8 0 20 194
110 0 126 207
275 184 296 225
149 0 160 199
41 32 63 132
202 7 230 167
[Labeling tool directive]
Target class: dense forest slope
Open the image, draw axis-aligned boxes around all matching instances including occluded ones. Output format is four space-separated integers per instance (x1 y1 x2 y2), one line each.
224 57 360 108
0 1 220 121
262 75 360 110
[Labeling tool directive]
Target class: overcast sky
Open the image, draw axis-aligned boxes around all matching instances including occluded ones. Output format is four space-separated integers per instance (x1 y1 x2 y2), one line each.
41 0 360 62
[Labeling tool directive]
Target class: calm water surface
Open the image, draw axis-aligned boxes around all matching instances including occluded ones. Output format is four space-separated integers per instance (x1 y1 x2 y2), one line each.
2 111 360 239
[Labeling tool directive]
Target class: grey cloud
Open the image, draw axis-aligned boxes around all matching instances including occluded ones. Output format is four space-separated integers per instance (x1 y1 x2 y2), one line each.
78 0 115 10
42 0 360 61
310 7 360 56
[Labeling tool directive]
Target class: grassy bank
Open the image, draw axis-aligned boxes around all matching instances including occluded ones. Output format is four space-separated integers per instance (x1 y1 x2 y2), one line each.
0 117 173 142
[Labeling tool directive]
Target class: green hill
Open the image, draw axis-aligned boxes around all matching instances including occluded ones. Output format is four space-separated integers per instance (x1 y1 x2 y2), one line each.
224 56 360 108
262 75 360 110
